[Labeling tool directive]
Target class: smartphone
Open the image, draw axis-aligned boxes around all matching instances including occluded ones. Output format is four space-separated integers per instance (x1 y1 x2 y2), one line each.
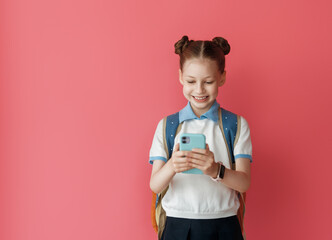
179 133 206 174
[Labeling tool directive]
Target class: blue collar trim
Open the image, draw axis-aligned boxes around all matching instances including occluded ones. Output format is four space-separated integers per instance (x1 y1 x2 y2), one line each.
179 100 220 123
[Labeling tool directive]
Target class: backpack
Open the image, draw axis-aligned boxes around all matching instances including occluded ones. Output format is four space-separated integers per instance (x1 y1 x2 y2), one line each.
151 107 247 240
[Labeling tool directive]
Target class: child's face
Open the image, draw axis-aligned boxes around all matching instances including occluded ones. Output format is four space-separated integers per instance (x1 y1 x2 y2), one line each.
179 58 226 117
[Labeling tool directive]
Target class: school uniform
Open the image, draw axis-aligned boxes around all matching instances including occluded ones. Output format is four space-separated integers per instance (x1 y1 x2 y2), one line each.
149 100 252 240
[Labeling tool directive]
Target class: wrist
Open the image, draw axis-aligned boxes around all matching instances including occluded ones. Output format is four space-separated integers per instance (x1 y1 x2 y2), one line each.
167 157 177 175
210 162 220 178
210 162 225 182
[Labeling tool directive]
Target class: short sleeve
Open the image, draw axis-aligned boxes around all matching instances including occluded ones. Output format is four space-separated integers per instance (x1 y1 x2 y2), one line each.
234 116 253 162
149 118 168 164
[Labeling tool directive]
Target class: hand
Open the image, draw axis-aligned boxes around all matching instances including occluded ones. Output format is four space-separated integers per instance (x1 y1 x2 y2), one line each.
170 143 194 173
187 143 219 178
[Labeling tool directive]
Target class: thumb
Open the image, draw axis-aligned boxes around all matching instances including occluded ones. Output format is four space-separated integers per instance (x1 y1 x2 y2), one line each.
171 143 179 159
206 143 209 151
173 143 180 152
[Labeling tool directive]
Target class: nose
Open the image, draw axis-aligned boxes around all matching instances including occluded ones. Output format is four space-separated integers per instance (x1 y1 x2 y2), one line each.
195 82 204 94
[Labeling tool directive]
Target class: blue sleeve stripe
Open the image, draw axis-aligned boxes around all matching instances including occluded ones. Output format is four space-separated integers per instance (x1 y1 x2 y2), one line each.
235 154 252 162
149 156 167 164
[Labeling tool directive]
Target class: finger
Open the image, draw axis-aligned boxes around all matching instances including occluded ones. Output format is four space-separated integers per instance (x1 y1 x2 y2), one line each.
175 150 191 157
187 152 207 161
173 160 193 171
173 157 191 164
172 149 188 158
174 163 192 169
173 143 179 152
189 162 204 171
206 143 209 151
188 158 205 166
173 155 191 163
191 148 207 154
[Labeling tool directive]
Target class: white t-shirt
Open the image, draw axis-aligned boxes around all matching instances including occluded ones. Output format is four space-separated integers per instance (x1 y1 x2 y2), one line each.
149 100 252 219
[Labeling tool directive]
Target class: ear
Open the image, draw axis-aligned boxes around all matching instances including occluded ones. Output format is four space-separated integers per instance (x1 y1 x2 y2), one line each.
179 69 184 85
218 71 226 87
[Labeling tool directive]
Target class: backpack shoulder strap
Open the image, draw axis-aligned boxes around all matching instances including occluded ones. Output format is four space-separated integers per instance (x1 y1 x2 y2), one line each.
163 112 181 160
218 107 241 170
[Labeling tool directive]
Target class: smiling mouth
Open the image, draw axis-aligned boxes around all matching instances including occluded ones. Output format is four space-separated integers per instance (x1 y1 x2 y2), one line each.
192 96 209 103
193 96 208 100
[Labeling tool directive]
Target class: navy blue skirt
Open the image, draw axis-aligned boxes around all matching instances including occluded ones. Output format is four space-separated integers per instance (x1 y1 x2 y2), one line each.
161 215 243 240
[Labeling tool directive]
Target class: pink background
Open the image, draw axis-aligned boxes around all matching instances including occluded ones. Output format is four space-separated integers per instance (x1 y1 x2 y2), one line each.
1 0 332 239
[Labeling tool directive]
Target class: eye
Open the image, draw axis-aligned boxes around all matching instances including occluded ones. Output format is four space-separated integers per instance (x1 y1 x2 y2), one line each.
206 81 214 84
186 81 195 84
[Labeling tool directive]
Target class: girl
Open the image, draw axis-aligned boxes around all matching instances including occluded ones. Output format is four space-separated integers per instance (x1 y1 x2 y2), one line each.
149 35 252 240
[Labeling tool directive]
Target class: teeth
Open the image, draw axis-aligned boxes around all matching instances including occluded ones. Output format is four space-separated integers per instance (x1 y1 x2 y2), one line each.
194 96 207 100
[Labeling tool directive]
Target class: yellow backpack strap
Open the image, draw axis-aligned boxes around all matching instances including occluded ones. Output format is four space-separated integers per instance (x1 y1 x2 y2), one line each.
162 117 169 159
156 186 168 240
237 192 246 240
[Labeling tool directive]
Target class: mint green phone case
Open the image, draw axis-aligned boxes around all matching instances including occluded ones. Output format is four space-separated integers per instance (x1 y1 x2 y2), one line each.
179 133 206 174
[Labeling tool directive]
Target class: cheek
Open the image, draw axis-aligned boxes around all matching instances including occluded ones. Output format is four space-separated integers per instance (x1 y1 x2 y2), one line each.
183 86 192 95
210 86 218 95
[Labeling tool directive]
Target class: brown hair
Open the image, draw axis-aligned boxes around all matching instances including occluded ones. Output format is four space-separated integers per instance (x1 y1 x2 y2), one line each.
174 35 231 74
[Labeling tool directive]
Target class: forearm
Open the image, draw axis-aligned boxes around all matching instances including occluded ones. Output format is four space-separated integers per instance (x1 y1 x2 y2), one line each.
219 168 250 193
150 160 176 194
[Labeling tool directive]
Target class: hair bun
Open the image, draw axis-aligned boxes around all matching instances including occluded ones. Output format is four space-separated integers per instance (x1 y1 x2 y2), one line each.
212 37 231 55
174 35 191 55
